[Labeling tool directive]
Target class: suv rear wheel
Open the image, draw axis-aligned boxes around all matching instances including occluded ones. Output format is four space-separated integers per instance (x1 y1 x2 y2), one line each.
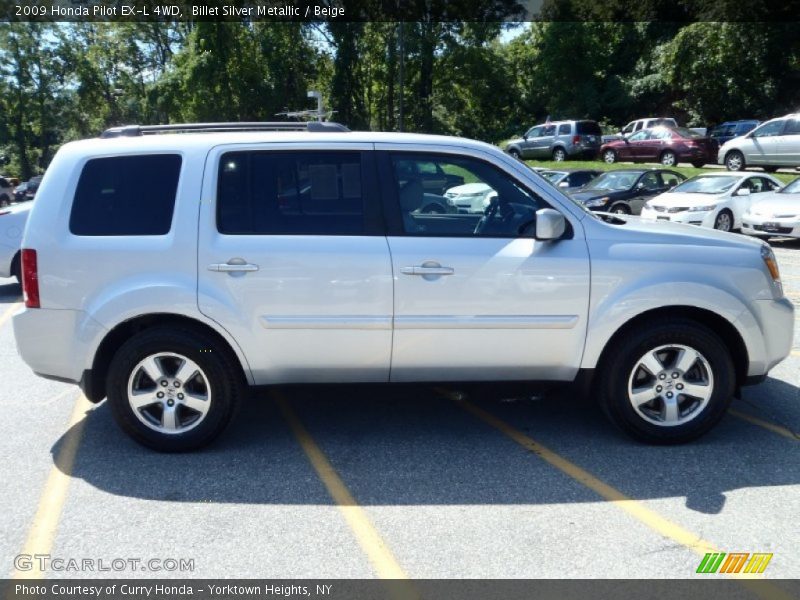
107 327 243 452
598 319 735 444
552 147 567 162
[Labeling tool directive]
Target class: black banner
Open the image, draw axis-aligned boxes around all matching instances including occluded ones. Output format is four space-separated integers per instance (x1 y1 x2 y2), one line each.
2 580 800 600
2 0 800 22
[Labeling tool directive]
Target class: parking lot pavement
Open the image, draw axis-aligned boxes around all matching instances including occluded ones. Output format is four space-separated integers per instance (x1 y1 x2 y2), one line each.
0 240 798 584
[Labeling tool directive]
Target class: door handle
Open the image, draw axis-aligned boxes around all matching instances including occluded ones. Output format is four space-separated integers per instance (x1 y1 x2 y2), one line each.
400 265 454 276
208 260 259 273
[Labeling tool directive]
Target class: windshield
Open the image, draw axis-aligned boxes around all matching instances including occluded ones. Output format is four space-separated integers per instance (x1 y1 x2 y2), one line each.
672 127 704 139
584 171 640 191
540 170 567 183
780 178 800 194
672 175 739 194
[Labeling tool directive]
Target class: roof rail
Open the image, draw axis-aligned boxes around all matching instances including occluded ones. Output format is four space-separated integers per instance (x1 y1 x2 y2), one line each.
100 121 350 138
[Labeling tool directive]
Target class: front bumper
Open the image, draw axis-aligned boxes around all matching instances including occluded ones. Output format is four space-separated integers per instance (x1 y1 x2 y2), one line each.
640 207 716 228
741 215 800 238
744 297 795 376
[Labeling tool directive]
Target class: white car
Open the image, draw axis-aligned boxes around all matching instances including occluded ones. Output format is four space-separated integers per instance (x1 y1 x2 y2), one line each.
444 182 497 214
12 122 793 451
0 202 30 282
742 177 800 238
640 172 783 232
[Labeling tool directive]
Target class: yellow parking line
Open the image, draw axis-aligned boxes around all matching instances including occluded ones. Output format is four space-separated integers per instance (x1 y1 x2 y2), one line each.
273 392 411 582
13 394 92 579
449 395 793 597
729 409 799 442
0 302 20 330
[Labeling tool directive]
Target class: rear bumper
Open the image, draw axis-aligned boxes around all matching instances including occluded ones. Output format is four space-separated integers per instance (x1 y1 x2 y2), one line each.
742 216 800 239
13 307 107 383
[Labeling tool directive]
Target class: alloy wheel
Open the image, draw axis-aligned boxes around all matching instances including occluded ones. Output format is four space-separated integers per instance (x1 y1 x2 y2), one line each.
127 352 212 434
627 344 714 427
714 212 732 232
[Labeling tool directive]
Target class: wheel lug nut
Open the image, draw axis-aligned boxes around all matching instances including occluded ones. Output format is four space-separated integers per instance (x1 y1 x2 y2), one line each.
174 381 181 388
166 399 175 407
666 392 673 398
676 384 683 390
177 393 184 400
160 380 168 387
157 392 164 399
659 374 666 380
672 372 679 378
656 386 662 392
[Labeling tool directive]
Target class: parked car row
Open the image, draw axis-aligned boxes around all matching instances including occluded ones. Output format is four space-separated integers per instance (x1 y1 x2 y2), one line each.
506 113 800 172
0 174 41 207
530 165 797 240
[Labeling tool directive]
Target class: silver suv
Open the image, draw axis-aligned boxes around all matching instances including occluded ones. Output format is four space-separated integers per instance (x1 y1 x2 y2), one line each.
505 120 602 161
13 122 793 451
719 114 800 172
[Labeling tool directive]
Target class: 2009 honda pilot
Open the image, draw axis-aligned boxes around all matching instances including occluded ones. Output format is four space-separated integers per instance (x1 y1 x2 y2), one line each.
13 123 794 451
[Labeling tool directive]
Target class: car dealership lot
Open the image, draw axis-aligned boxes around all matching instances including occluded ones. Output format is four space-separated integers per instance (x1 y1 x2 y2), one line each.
0 243 798 582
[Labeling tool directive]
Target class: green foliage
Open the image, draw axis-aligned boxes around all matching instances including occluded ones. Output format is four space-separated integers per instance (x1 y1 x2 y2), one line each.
0 19 799 180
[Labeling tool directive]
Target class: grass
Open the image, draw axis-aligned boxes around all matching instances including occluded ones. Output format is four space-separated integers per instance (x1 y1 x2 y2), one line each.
521 159 800 185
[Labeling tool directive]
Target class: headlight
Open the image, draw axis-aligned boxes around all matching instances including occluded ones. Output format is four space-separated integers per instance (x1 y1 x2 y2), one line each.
688 204 717 212
761 244 782 295
585 197 610 207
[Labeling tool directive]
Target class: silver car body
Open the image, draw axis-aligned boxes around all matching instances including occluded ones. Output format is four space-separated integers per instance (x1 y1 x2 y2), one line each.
505 120 601 160
0 203 30 278
718 114 800 170
13 132 792 394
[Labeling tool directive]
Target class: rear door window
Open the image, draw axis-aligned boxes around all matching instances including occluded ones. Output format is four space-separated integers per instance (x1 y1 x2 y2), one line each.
217 151 368 235
558 124 571 135
784 119 800 135
69 154 181 236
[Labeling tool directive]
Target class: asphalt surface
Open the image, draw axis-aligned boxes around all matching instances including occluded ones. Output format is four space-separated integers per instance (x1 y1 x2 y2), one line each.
0 237 798 584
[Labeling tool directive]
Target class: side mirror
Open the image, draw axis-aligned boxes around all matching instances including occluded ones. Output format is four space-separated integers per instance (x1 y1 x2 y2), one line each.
736 188 751 196
534 208 566 241
636 182 645 189
522 134 528 141
558 181 569 188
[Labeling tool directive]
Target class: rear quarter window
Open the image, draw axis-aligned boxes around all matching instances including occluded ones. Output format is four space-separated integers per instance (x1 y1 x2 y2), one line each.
69 154 181 236
576 121 602 136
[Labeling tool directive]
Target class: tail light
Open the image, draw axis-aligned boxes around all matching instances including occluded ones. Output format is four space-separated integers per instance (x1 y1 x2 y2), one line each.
21 248 40 308
572 135 581 144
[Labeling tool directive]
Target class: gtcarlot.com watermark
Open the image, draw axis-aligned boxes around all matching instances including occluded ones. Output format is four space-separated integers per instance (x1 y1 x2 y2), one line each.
14 554 195 573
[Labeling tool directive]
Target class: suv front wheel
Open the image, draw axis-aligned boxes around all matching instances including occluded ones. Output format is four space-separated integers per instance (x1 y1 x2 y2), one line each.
107 327 243 452
598 319 735 444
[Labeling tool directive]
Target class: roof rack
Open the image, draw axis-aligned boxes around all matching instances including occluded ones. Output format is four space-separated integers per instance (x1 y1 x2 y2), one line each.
100 121 350 138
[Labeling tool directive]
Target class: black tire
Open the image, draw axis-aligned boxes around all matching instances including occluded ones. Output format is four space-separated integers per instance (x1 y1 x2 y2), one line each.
713 209 734 232
763 166 778 173
597 319 735 444
660 150 678 167
10 252 21 284
691 161 706 168
106 327 244 452
725 150 745 171
508 148 522 160
602 149 617 164
552 147 567 162
0 195 9 208
610 203 631 215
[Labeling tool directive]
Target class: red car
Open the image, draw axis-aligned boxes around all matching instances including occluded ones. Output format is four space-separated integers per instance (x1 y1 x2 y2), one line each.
600 126 713 168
